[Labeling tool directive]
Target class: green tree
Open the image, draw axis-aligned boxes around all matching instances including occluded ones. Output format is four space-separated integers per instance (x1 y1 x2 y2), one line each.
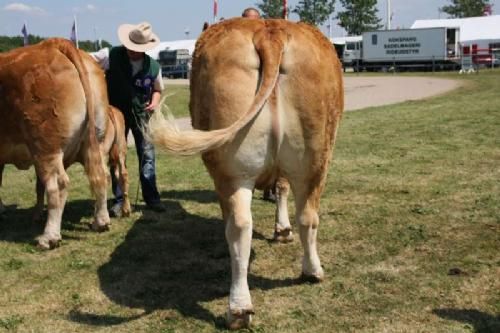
256 0 287 18
441 0 491 18
0 35 44 52
0 35 111 53
336 0 382 36
77 39 112 52
293 0 336 26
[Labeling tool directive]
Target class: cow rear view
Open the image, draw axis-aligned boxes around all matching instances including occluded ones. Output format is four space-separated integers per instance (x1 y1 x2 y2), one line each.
0 39 110 249
149 19 343 329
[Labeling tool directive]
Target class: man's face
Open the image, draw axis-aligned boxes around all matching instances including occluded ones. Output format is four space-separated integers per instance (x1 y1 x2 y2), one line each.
126 49 144 61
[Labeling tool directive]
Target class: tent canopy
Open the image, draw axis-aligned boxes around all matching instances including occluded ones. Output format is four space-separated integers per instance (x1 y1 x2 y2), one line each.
411 15 500 43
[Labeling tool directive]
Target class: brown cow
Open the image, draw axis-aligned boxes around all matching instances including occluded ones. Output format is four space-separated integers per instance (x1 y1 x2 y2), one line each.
31 105 131 221
148 19 344 328
0 38 110 249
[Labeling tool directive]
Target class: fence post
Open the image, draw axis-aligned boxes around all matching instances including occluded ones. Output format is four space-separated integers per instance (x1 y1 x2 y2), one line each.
432 56 435 73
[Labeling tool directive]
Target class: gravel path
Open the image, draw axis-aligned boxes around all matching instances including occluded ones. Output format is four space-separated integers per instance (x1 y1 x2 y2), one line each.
128 76 460 144
168 76 460 130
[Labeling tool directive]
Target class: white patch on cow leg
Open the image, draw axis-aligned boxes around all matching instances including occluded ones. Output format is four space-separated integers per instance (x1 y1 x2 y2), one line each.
274 178 293 243
224 185 254 329
90 155 110 231
118 161 131 217
91 187 110 231
37 168 68 250
294 190 324 282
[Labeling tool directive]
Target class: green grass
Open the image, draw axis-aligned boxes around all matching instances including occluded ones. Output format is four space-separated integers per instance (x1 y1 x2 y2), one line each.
161 84 190 117
0 74 499 332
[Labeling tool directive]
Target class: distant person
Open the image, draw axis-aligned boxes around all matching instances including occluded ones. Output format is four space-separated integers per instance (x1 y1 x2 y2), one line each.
242 7 261 19
91 22 166 216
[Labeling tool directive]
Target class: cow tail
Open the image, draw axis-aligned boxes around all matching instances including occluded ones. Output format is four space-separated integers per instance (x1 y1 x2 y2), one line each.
148 28 286 156
49 38 106 196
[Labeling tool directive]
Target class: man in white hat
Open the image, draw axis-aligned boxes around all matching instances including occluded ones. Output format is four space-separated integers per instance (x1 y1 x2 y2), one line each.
91 22 165 215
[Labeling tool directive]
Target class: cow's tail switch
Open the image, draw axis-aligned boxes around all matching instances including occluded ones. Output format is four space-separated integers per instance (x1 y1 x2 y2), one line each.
147 27 287 156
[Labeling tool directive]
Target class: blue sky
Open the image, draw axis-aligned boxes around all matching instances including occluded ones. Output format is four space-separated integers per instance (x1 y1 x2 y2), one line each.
1 0 499 45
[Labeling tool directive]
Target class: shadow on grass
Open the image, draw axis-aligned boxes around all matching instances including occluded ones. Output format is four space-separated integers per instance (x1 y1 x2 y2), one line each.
160 189 218 204
0 199 98 244
68 310 146 327
90 193 302 328
433 308 500 333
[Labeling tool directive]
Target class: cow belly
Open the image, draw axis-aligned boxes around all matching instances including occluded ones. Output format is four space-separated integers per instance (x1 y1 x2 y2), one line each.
0 144 33 169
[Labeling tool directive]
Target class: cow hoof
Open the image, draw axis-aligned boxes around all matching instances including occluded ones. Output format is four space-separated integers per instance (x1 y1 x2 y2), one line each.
89 221 110 232
121 205 131 218
273 228 294 243
226 309 254 330
36 235 61 250
300 272 324 284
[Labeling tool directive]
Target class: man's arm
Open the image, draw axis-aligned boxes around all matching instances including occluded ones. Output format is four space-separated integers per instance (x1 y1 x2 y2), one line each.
145 68 164 112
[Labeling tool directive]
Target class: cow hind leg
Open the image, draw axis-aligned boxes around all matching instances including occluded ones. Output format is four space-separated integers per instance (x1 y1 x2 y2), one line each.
217 180 255 330
290 178 325 282
117 151 131 217
32 176 45 222
35 156 69 249
85 144 110 231
273 177 293 243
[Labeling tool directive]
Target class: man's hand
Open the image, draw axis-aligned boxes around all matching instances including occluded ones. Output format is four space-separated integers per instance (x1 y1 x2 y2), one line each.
145 91 161 113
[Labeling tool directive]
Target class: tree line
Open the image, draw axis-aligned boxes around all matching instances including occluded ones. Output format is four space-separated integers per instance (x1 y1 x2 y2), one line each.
256 0 493 36
0 35 112 53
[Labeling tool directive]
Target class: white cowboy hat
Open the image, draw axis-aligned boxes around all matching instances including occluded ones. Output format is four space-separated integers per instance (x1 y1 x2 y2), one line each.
117 22 160 52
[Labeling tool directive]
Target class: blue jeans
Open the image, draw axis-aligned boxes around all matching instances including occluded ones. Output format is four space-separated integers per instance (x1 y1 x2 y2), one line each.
111 125 161 207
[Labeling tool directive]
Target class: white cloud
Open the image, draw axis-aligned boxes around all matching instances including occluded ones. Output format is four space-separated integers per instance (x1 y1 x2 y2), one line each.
73 4 97 13
3 2 45 14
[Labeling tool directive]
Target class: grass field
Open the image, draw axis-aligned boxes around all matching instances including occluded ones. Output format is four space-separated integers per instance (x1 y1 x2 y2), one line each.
0 71 499 332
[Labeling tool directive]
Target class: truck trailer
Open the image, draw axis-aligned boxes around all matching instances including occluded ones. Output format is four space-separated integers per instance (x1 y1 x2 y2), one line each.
351 27 461 71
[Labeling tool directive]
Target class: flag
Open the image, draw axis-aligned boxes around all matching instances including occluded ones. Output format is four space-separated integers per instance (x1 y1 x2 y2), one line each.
21 22 29 46
70 16 79 48
213 0 218 23
283 0 288 19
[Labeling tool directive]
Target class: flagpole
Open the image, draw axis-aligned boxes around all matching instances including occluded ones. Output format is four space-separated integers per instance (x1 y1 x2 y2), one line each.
74 15 79 49
386 0 391 30
213 0 218 23
283 0 288 19
93 26 98 51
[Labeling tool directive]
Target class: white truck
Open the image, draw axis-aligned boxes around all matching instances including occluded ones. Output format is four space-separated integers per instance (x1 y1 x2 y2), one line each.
331 36 362 70
353 27 461 71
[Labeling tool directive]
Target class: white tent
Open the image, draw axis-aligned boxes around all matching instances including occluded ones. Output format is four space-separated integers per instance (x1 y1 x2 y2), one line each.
146 39 197 60
411 15 500 45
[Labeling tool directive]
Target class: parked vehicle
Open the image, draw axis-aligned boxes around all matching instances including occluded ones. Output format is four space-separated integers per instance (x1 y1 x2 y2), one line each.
350 27 461 71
